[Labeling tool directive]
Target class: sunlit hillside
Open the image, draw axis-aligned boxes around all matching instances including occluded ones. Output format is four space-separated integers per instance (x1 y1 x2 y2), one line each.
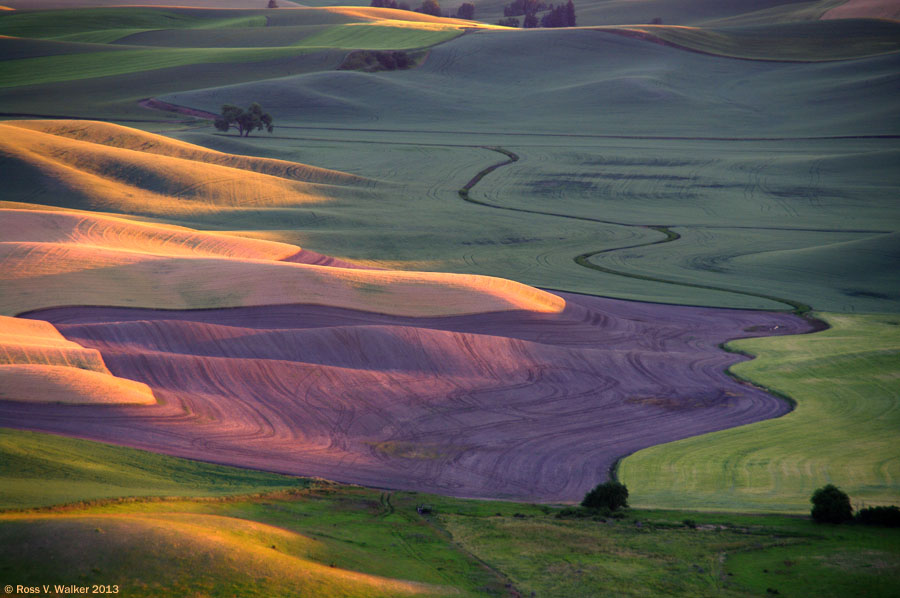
0 315 155 405
0 2 898 596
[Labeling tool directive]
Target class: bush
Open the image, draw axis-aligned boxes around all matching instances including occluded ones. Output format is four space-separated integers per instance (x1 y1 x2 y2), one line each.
555 506 595 519
581 481 628 511
855 505 900 527
339 50 414 72
810 484 853 523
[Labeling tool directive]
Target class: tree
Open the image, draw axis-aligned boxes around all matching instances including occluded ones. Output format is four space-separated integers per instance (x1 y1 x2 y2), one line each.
539 1 576 27
214 103 274 137
522 12 538 27
267 0 278 7
810 484 852 523
565 0 576 26
581 481 628 511
418 0 442 16
503 0 546 16
456 2 475 19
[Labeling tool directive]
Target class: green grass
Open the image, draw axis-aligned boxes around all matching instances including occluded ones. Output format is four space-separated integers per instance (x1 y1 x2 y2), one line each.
619 313 900 513
294 24 463 50
42 28 155 45
440 507 900 597
2 453 897 598
727 526 900 598
0 46 318 88
0 428 310 510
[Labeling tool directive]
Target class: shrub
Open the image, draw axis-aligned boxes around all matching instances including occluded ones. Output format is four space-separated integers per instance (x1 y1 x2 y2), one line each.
855 505 900 527
555 506 594 519
338 50 414 72
497 17 519 27
810 484 852 523
581 481 628 511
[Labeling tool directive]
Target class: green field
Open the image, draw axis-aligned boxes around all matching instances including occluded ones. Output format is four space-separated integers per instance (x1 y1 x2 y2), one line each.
0 46 319 88
619 312 900 512
0 428 310 510
1 445 897 598
295 23 463 50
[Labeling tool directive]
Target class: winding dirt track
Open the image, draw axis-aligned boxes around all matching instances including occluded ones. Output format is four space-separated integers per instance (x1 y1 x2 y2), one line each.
5 296 813 502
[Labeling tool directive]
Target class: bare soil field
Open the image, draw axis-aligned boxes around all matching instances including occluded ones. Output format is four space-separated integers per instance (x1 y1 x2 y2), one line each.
6 295 813 503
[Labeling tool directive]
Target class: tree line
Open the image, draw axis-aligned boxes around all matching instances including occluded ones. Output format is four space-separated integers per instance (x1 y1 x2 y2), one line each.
370 0 475 20
368 0 576 27
498 0 575 28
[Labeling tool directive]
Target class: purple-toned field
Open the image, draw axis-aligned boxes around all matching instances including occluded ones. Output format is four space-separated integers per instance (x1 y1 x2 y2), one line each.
7 294 814 502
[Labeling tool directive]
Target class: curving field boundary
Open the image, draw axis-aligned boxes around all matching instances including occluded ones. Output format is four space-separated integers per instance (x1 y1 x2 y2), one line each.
4 295 813 503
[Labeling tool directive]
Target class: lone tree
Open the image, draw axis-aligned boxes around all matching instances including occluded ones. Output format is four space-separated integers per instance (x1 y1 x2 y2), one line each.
214 103 274 137
810 484 853 523
581 480 628 511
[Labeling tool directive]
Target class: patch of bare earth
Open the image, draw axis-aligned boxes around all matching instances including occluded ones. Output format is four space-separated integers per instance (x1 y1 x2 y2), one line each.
4 294 813 502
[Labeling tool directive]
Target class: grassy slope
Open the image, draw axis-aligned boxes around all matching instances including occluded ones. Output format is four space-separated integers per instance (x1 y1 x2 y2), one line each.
439 507 900 598
295 23 463 50
0 46 319 88
619 312 900 512
0 448 507 596
0 428 310 510
1 463 897 598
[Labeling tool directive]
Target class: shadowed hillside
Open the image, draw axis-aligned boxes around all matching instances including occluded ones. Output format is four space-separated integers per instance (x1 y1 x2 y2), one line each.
164 27 900 137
